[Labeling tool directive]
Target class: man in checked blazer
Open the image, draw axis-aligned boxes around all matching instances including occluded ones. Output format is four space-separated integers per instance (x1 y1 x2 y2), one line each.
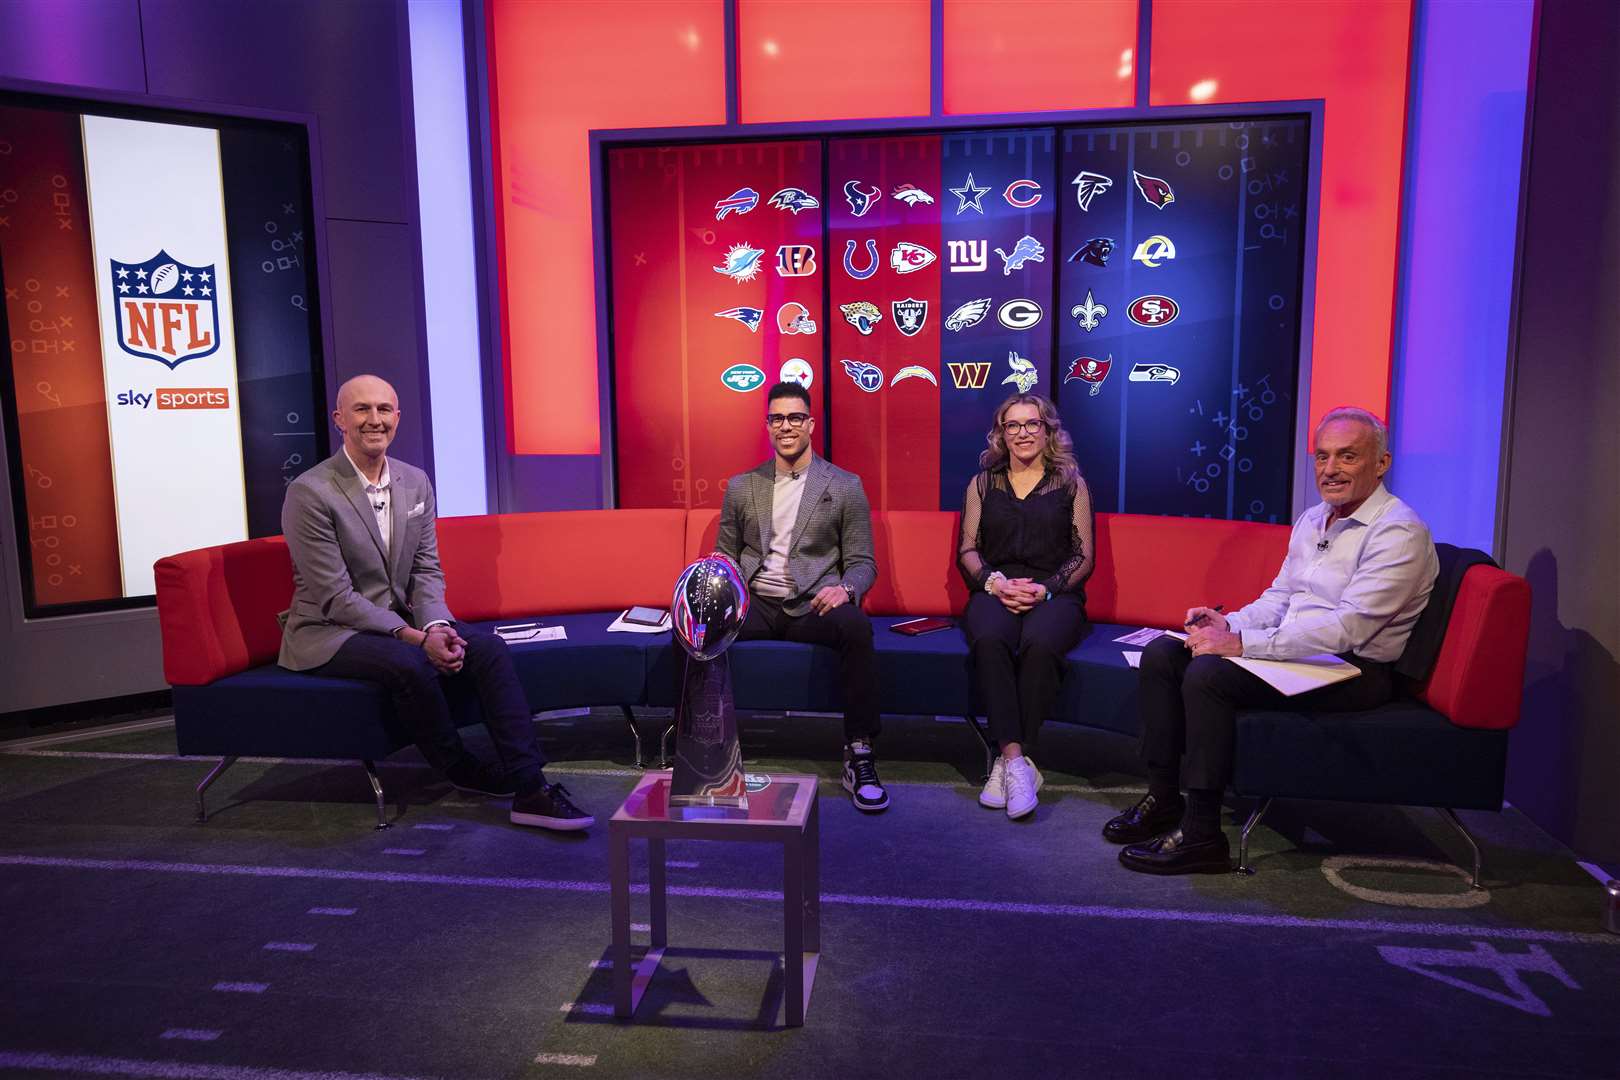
279 374 591 831
717 381 888 811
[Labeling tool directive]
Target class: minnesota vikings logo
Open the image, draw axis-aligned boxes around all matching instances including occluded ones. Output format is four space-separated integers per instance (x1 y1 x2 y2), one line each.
1071 171 1112 211
889 241 936 274
944 297 992 332
1133 171 1175 209
714 187 759 220
1070 290 1107 332
840 301 883 335
1002 352 1039 394
714 306 764 331
1064 355 1112 396
1068 237 1114 267
844 180 881 217
840 359 884 392
714 243 765 283
768 187 820 214
844 239 880 280
994 235 1046 276
892 184 935 206
892 298 927 337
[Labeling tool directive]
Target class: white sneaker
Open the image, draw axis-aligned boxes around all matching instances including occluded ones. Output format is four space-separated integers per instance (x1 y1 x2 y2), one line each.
1004 756 1041 820
979 756 1007 809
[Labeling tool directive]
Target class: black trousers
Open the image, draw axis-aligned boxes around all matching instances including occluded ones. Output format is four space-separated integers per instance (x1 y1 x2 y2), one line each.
736 593 880 742
1137 634 1394 791
963 591 1088 753
316 625 546 788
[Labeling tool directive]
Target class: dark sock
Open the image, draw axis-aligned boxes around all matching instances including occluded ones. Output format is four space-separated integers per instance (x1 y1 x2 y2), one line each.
515 769 546 796
1146 765 1182 805
1182 788 1223 841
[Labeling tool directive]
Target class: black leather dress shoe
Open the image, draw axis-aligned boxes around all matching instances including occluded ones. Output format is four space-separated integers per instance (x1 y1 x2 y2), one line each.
1101 792 1185 844
1119 828 1231 875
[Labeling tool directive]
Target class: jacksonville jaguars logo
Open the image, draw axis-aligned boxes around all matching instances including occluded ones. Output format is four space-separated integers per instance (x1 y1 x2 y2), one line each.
839 302 882 335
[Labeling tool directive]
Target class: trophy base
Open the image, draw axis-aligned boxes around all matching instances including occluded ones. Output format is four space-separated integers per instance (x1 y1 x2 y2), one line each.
667 801 750 820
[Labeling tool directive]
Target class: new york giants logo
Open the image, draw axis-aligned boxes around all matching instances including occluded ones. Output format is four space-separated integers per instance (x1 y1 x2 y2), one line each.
110 250 220 369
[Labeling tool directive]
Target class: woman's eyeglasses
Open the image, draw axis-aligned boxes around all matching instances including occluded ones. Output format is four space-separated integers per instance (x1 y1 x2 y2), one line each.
1002 419 1048 437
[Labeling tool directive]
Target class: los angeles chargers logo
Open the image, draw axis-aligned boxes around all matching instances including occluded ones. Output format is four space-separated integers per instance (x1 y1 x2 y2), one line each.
713 307 764 331
840 359 884 392
1071 171 1112 211
1133 171 1175 209
1003 180 1042 208
714 187 759 220
843 239 879 280
844 180 880 217
110 250 220 369
768 187 820 214
994 235 1046 275
892 184 935 206
892 365 938 387
839 302 883 335
714 243 765 282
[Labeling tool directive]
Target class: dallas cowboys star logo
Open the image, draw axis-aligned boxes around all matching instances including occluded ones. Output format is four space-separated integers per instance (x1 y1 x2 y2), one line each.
949 172 991 215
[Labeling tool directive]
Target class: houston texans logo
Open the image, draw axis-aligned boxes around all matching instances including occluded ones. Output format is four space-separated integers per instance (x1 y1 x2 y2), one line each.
843 239 880 280
768 187 820 214
714 187 759 220
1133 171 1176 209
844 180 881 217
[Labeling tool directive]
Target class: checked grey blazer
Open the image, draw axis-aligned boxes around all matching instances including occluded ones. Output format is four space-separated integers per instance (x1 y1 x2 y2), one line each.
716 455 878 617
277 450 454 671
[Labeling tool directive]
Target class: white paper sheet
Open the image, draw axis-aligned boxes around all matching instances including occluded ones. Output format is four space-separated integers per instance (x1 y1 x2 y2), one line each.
1123 651 1142 668
1224 653 1360 696
1113 627 1167 646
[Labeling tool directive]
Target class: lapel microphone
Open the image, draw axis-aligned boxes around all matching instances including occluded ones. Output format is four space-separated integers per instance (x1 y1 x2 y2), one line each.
1316 536 1330 552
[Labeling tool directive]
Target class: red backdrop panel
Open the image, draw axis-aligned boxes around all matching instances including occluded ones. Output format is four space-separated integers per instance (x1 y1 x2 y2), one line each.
1150 0 1413 428
487 0 726 455
943 0 1138 114
738 0 932 123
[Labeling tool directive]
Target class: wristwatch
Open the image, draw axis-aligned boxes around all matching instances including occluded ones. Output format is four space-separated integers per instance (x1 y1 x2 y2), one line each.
841 583 856 604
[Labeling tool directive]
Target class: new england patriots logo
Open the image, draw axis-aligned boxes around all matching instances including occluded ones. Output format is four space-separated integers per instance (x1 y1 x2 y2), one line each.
713 307 764 332
844 180 881 217
715 187 759 220
994 235 1046 276
110 250 220 369
768 187 820 214
714 243 765 283
1071 171 1112 211
840 359 884 393
1068 237 1114 267
1133 171 1175 209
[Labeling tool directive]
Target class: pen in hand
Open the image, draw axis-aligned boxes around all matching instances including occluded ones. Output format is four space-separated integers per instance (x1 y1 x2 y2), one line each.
1185 604 1226 630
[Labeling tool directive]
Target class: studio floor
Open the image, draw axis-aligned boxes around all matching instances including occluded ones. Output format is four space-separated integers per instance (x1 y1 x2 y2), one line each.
0 709 1615 1080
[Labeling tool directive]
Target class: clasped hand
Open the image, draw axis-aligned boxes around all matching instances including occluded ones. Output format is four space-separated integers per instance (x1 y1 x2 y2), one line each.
994 577 1046 613
423 625 466 673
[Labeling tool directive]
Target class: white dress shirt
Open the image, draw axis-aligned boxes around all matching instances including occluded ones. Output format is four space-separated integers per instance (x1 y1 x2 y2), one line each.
1225 484 1438 662
343 448 391 558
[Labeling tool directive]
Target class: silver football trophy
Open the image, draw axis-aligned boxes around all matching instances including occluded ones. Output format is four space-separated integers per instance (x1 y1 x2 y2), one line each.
669 552 750 810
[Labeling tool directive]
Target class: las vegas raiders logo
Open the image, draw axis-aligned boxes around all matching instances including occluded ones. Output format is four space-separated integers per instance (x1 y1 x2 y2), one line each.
892 299 928 337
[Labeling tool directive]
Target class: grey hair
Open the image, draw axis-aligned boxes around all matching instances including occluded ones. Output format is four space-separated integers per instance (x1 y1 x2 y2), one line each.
1315 406 1388 457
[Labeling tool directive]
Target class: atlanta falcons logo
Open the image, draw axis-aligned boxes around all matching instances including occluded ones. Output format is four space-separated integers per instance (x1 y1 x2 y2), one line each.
1071 171 1112 211
1133 171 1176 209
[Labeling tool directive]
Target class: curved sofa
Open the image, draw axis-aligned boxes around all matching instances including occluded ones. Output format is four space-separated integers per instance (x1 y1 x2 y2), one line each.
154 508 1531 873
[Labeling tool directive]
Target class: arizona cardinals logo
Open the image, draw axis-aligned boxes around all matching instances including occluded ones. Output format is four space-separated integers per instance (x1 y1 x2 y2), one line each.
892 184 935 206
843 239 880 280
1064 355 1112 396
1071 171 1112 211
768 187 820 214
1068 237 1113 267
1133 171 1175 209
714 187 759 220
844 180 881 217
1003 180 1042 208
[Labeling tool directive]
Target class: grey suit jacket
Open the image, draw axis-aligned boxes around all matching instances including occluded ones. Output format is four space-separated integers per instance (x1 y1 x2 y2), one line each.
278 450 454 671
716 455 877 616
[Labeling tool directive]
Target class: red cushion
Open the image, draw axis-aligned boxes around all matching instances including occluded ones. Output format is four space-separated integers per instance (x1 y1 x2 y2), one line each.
865 511 968 616
1087 513 1291 627
154 537 292 685
438 510 687 619
1417 565 1531 730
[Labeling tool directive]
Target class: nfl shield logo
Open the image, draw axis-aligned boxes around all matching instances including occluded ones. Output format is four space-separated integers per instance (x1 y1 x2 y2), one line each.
110 250 221 370
892 298 927 337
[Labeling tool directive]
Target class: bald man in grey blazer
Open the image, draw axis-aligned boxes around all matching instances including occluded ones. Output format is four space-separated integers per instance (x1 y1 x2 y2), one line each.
717 381 887 812
279 374 591 831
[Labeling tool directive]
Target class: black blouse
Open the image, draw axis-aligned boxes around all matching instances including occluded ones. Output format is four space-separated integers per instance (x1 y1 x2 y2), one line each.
958 467 1096 597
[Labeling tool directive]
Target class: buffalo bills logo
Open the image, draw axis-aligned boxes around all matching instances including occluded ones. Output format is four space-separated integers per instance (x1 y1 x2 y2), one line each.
1132 171 1175 209
110 250 220 369
768 187 820 214
843 180 880 217
714 187 759 220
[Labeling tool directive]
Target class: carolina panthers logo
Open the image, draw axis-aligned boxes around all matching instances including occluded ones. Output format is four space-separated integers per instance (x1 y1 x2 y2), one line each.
843 239 880 280
844 180 881 217
713 243 765 283
768 187 820 214
839 301 883 335
994 235 1046 276
892 184 935 206
714 187 759 220
944 298 992 332
840 359 884 392
1071 171 1112 211
1133 171 1175 209
1068 237 1114 267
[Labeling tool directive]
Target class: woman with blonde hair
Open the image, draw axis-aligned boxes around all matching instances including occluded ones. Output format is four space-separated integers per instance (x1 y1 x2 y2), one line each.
958 393 1095 819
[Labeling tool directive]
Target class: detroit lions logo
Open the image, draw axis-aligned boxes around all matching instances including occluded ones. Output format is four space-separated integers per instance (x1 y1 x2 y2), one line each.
714 243 765 283
844 180 881 217
839 302 883 335
714 187 759 220
1133 171 1175 209
768 187 820 214
994 235 1046 276
843 239 880 280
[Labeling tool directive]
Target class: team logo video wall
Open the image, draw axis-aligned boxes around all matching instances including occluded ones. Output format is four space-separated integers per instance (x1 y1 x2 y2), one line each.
615 115 1312 518
0 95 326 616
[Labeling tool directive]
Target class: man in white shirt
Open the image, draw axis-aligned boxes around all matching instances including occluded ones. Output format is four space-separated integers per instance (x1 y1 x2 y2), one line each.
1105 407 1438 874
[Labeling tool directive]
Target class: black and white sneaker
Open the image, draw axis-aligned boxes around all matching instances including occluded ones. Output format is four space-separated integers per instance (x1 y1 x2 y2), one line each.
445 759 519 798
842 741 890 812
510 782 595 831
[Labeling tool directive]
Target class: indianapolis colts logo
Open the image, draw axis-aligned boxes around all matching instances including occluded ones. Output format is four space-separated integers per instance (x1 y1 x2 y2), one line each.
843 239 880 280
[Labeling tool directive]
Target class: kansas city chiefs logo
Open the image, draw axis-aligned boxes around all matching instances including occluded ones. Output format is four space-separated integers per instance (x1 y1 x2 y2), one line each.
889 242 936 274
1132 170 1175 209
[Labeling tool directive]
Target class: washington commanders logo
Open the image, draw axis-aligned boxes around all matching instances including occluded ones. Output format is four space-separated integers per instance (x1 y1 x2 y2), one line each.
947 361 991 389
111 251 220 369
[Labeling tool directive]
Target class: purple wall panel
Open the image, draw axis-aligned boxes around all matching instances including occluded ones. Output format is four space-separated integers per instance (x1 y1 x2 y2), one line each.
0 0 145 92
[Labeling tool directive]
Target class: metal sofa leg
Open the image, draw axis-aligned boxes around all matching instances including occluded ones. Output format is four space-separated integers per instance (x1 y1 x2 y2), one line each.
1236 797 1274 876
962 716 995 781
657 719 676 770
620 705 647 769
1438 807 1484 889
361 760 390 830
195 756 239 823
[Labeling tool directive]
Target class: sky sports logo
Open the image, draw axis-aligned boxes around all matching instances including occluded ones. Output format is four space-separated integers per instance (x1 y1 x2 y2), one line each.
116 388 230 410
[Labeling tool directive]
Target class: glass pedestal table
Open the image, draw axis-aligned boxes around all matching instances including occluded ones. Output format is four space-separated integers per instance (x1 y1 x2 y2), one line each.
609 771 820 1026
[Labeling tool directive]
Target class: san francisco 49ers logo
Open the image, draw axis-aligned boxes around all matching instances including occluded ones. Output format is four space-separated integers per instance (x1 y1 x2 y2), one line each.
1127 295 1179 327
110 250 220 369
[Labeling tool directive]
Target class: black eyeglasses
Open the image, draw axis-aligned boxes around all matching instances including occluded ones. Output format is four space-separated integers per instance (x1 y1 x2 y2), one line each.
1002 419 1048 437
766 412 811 429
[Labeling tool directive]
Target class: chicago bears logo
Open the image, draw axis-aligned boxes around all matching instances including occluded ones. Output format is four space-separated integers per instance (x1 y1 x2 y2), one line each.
1129 362 1180 384
994 235 1046 276
1064 355 1112 396
839 302 883 335
892 298 927 337
714 243 765 282
1071 171 1112 211
713 307 764 332
777 302 817 335
767 187 820 214
1003 180 1042 208
714 187 759 220
944 297 992 332
843 239 880 280
1133 171 1175 209
889 241 936 274
844 180 880 217
1068 237 1113 267
892 184 935 206
1127 295 1179 326
110 251 220 369
840 359 884 392
1132 235 1176 268
776 245 817 277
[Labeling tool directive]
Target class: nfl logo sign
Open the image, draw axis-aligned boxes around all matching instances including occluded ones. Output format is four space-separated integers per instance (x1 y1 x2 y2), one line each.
110 250 221 370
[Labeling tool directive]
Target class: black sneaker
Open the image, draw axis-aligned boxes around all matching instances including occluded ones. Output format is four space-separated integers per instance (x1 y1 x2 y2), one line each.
510 782 595 831
842 741 890 812
444 759 518 798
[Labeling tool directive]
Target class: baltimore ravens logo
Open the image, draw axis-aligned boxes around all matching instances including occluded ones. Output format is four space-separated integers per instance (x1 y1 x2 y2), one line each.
1068 237 1114 267
714 243 765 282
844 180 880 217
714 187 759 220
892 184 935 206
839 302 882 335
1071 171 1112 211
892 298 927 337
1133 171 1175 209
768 187 820 214
840 359 884 392
994 235 1046 276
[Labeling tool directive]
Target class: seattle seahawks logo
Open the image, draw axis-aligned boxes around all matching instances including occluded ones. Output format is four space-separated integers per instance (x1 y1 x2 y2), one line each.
944 297 992 332
1071 171 1112 211
713 307 764 331
892 184 935 206
1129 362 1180 384
843 239 880 280
1133 171 1175 209
714 187 759 220
768 187 820 214
713 243 765 283
839 301 883 335
840 359 884 392
844 180 881 217
892 298 928 337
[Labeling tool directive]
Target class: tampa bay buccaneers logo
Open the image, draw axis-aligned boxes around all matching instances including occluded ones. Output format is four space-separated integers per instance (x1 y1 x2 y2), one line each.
1133 171 1175 209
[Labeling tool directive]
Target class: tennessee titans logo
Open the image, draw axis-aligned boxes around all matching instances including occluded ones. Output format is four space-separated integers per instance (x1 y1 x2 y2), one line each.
843 239 879 280
1133 171 1175 209
840 359 885 393
1068 237 1114 267
714 243 765 282
714 187 759 220
713 307 764 332
892 298 927 337
768 187 820 214
994 235 1046 276
1071 171 1112 211
844 180 881 217
839 302 882 335
892 184 935 206
109 250 220 369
